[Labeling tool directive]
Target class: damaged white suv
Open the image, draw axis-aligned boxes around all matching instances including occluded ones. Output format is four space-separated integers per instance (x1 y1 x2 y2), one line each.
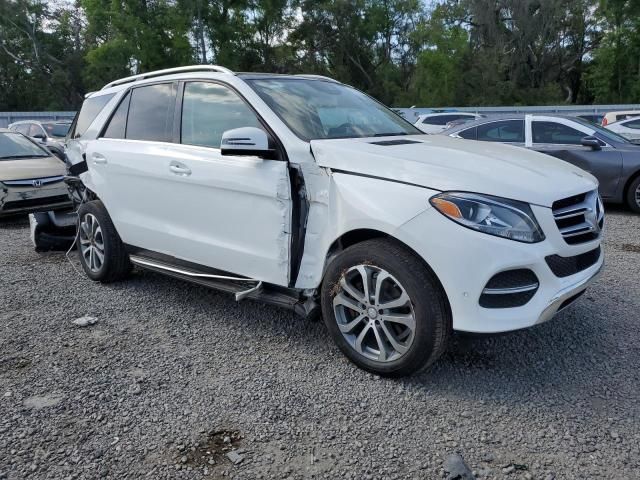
66 66 604 376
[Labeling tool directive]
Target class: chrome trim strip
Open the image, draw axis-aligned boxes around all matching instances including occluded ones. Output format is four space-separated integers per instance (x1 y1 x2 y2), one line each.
553 206 591 220
559 223 595 236
3 175 65 186
482 283 539 295
536 262 603 324
129 255 257 283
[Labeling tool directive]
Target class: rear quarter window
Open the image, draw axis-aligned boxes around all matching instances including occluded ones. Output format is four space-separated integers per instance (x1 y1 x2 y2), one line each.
72 93 115 139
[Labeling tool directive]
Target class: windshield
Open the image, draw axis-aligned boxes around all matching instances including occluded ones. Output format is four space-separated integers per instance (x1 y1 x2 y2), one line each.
42 122 71 138
246 78 421 141
572 117 631 144
0 132 50 159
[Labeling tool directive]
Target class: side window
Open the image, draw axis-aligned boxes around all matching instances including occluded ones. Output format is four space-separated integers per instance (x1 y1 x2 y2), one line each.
532 121 585 145
181 82 262 148
624 119 640 130
424 115 458 126
72 93 115 138
14 124 29 135
458 127 477 140
103 92 131 139
477 120 524 142
28 124 44 137
126 83 176 142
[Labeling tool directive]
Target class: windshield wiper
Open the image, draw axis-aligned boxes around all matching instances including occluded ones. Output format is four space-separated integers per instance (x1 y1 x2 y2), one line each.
373 132 410 137
0 154 49 159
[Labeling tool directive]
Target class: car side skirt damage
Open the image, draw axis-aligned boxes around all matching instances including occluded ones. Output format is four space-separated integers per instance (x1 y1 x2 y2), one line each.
125 245 318 318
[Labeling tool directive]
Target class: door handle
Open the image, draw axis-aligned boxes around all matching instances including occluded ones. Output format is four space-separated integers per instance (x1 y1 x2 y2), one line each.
169 163 191 176
92 153 107 165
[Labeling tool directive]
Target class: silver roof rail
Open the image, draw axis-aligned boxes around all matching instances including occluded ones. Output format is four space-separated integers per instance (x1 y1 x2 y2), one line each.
102 65 234 90
295 74 339 83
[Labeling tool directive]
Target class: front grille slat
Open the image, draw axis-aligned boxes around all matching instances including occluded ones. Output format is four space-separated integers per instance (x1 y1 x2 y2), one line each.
3 175 65 186
552 190 603 245
546 247 601 278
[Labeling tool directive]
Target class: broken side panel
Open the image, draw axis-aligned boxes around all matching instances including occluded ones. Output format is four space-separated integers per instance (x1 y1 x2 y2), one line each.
293 156 430 290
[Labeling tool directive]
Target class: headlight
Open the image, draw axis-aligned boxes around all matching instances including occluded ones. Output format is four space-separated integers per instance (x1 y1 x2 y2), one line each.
429 192 545 243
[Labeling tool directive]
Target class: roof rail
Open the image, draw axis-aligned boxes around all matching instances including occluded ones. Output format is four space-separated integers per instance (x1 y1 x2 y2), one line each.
102 65 234 90
295 74 339 83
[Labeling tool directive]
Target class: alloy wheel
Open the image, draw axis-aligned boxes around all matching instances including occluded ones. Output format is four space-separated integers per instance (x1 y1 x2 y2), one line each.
635 183 640 209
332 264 416 362
79 213 105 273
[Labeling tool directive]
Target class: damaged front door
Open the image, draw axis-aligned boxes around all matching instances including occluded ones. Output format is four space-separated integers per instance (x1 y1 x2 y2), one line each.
160 81 292 286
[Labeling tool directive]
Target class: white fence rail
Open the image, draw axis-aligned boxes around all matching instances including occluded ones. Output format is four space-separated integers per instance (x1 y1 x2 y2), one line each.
0 111 76 128
3 104 640 128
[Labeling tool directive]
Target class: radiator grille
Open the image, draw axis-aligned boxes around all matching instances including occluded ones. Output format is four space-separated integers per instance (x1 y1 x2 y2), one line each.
552 190 604 245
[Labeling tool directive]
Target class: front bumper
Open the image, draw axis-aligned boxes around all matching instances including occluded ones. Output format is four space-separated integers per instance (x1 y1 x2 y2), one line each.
0 182 72 217
397 204 604 333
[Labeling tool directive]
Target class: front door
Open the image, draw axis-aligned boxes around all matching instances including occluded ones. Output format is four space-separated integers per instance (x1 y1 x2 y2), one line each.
529 118 623 198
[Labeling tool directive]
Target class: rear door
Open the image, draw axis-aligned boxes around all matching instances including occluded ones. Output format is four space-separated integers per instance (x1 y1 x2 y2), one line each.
528 117 623 198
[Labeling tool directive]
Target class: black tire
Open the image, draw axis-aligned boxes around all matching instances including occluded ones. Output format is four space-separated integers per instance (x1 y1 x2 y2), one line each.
321 238 451 377
76 200 131 282
625 176 640 213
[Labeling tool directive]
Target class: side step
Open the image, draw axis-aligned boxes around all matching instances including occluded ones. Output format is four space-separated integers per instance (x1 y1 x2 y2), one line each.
129 255 313 316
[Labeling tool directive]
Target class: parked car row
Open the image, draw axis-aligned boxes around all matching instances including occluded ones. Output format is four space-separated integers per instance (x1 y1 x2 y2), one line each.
8 120 72 160
5 69 636 377
441 114 640 212
24 65 603 378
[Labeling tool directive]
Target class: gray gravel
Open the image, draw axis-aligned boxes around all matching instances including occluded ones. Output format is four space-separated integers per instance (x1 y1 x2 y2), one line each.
1 208 639 480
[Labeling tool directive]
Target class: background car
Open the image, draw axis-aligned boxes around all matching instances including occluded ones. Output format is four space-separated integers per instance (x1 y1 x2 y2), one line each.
604 116 640 143
8 120 71 160
601 110 640 126
413 112 485 134
0 129 71 217
576 114 604 124
443 114 640 212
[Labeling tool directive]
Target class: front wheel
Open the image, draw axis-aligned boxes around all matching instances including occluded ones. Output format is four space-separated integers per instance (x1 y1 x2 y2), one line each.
321 238 451 377
626 176 640 213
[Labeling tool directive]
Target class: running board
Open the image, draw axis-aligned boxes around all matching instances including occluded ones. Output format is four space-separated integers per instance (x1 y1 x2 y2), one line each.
129 255 309 315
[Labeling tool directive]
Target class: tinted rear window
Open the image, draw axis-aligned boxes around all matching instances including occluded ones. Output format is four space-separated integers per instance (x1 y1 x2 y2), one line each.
72 94 114 138
477 120 524 142
43 123 71 138
126 83 176 142
103 92 131 139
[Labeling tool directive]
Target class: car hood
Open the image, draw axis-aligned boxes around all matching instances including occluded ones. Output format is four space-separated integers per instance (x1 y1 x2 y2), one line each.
310 135 598 207
0 155 66 181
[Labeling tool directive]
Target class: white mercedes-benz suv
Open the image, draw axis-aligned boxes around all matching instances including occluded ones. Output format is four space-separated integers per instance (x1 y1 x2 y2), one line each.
66 66 604 377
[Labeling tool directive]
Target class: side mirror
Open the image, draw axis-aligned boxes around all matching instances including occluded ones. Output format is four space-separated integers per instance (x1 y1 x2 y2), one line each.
220 127 276 159
581 136 602 150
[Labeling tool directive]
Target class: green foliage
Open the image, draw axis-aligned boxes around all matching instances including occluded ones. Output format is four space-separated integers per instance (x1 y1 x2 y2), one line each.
1 0 640 110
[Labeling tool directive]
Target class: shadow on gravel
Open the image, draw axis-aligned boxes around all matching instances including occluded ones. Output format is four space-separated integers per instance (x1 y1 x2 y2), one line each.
113 266 619 404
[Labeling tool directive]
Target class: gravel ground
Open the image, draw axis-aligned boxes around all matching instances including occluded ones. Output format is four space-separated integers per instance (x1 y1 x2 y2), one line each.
1 208 639 480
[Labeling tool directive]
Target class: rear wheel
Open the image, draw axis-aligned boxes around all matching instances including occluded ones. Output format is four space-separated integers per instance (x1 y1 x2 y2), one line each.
626 176 640 213
77 200 131 282
321 238 451 377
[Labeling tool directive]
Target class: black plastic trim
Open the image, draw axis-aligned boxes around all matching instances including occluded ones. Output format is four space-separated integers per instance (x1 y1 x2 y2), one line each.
330 168 431 190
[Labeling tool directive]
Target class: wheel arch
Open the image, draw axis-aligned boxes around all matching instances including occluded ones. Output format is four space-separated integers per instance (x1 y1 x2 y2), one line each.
622 169 640 203
322 228 452 316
